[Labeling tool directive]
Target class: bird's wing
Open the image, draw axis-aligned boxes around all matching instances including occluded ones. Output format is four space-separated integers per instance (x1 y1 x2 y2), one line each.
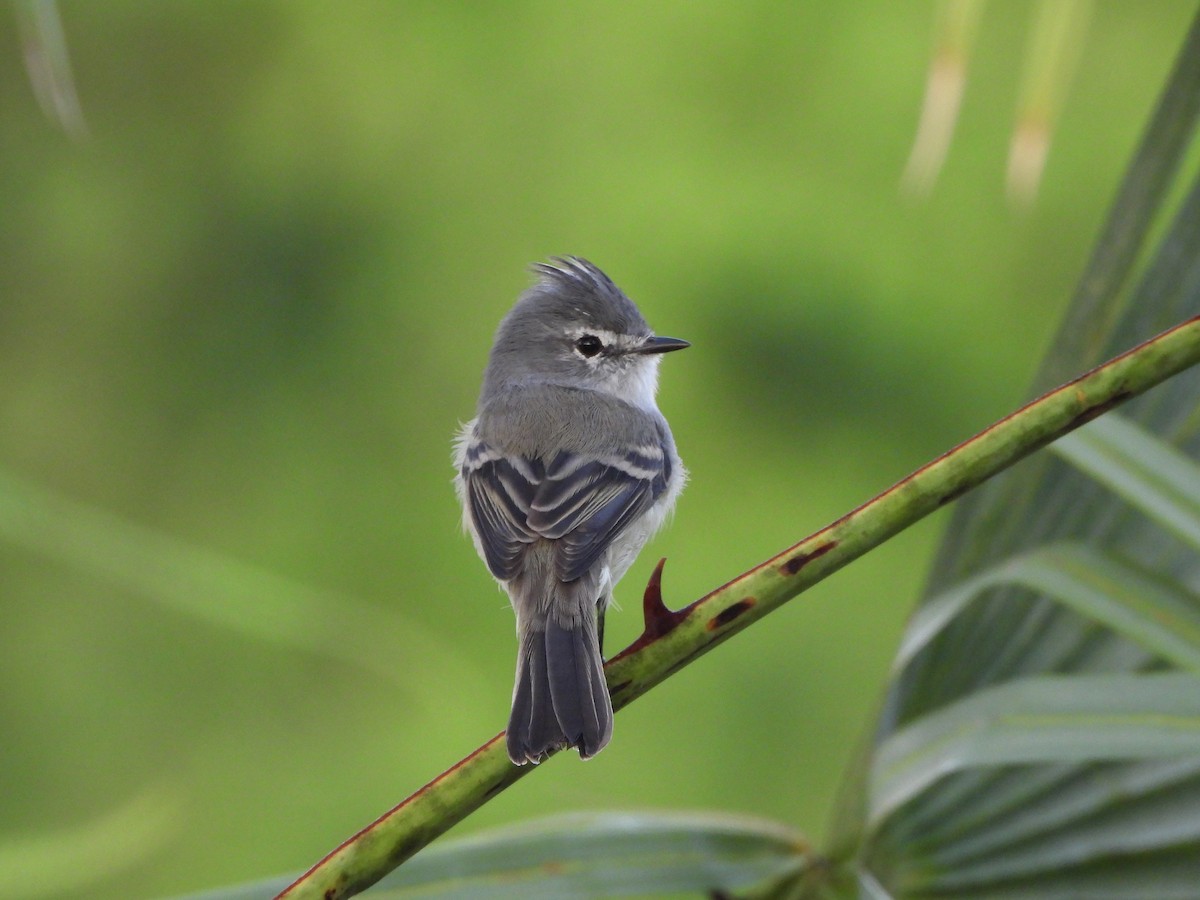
462 435 671 583
462 440 541 581
530 444 670 582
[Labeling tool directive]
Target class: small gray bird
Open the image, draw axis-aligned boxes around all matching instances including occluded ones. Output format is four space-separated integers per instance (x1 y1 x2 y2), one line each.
454 257 687 765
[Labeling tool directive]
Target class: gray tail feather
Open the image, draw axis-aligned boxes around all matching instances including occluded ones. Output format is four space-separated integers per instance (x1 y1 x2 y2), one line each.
507 633 566 765
507 618 613 765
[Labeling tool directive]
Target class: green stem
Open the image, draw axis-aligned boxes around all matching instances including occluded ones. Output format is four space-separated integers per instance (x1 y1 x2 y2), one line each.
277 314 1200 900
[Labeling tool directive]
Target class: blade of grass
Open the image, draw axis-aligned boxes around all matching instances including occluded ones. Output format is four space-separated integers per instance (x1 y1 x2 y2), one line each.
1007 0 1092 207
13 0 87 139
900 0 986 197
0 469 480 697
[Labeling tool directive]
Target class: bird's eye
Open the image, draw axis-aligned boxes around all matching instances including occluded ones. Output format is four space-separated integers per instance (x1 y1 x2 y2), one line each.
574 334 604 358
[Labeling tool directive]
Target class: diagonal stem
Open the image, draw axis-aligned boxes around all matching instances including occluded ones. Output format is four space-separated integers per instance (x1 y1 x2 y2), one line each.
277 314 1200 900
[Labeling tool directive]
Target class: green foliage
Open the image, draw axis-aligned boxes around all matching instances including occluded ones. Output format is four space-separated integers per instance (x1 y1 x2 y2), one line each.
834 13 1200 896
2 4 1199 899
267 7 1200 884
258 313 1200 897
184 812 808 900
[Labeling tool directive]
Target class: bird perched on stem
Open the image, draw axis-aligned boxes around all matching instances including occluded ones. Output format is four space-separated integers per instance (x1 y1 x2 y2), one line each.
455 257 688 765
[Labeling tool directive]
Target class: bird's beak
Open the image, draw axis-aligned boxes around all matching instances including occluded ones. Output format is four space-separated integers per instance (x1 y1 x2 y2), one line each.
635 335 690 354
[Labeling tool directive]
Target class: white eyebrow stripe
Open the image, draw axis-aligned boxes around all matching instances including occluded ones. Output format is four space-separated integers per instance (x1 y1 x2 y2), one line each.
566 327 624 347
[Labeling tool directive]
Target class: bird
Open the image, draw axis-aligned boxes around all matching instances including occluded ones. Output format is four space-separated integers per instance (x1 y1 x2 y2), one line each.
454 256 688 765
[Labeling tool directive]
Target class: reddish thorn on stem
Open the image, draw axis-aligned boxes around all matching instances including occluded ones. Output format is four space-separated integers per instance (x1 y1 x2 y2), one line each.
642 557 685 638
607 559 688 665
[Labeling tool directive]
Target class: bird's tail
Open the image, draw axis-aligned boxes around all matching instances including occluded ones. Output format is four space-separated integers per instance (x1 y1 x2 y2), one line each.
507 592 612 766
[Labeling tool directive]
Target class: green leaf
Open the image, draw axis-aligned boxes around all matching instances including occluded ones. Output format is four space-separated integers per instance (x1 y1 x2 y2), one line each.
869 673 1200 829
914 758 1200 892
177 812 807 900
833 13 1200 896
869 6 1200 745
916 4 1200 612
372 812 807 898
1051 413 1200 553
895 542 1200 674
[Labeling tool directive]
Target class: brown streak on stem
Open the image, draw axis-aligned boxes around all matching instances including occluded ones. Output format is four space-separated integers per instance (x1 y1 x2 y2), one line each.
1067 389 1133 429
707 597 756 630
780 541 838 576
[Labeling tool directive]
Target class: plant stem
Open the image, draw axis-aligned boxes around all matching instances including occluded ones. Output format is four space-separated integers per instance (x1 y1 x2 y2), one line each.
278 314 1200 900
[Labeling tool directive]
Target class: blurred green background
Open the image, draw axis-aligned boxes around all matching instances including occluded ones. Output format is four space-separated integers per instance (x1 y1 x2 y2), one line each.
0 3 1194 897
